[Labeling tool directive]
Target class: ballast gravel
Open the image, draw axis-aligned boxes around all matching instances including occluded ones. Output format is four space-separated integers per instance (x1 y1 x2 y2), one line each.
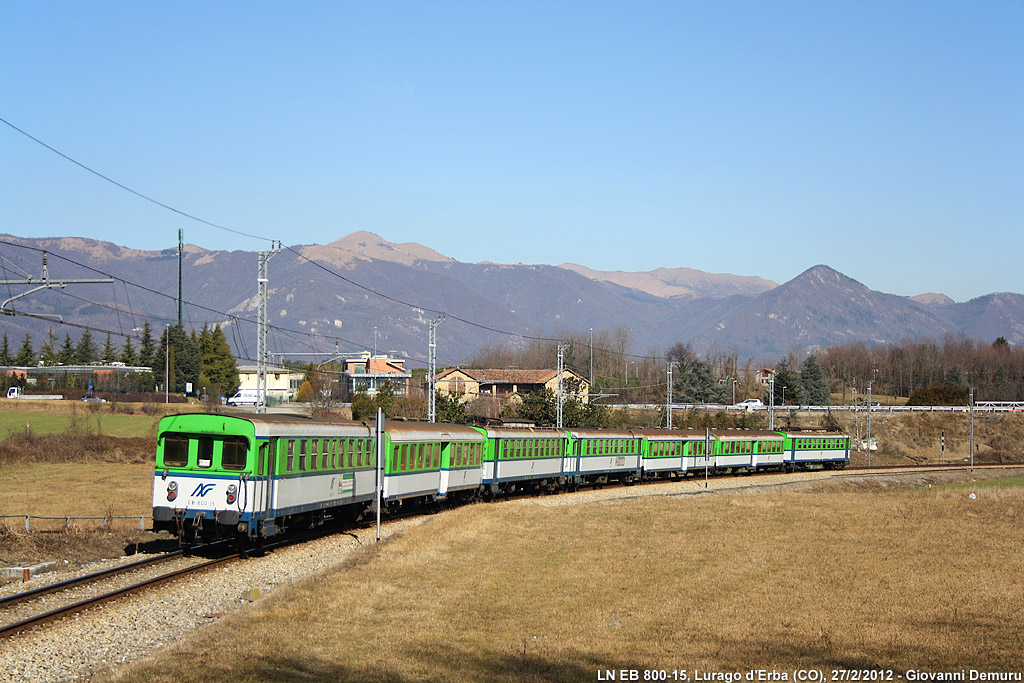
0 466 988 682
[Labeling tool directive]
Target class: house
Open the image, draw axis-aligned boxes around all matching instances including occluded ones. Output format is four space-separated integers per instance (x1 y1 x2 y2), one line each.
236 365 305 402
340 352 412 398
757 368 776 387
434 368 590 405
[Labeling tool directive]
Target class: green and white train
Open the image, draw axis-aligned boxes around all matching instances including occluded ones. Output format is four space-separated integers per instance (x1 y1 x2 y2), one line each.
152 413 849 546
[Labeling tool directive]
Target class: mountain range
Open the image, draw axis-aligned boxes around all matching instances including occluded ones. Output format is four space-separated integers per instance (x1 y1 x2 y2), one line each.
0 231 1020 365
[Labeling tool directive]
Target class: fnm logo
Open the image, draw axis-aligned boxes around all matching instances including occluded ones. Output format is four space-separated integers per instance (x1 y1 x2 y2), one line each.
191 483 216 497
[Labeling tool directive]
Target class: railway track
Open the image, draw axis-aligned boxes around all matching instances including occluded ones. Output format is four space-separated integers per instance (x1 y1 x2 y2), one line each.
0 549 240 640
4 461 1019 642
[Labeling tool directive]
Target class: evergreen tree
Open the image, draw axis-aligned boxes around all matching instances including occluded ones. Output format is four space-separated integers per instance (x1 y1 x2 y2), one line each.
57 334 76 365
155 324 201 393
197 324 239 396
14 334 34 366
0 333 11 366
375 380 396 417
666 343 729 405
800 355 830 405
350 392 376 420
138 321 156 369
120 337 137 366
38 328 58 366
504 387 558 426
767 358 803 406
101 334 117 363
435 391 467 423
75 329 99 364
944 365 967 387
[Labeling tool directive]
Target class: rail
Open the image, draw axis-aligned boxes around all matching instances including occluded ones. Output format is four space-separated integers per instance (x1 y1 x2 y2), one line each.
0 514 150 532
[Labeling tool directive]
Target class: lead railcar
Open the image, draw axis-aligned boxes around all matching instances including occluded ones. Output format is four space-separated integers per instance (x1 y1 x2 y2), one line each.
152 413 376 546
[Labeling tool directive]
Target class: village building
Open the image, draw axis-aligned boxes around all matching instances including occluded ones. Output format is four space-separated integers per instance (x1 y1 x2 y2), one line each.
433 367 590 405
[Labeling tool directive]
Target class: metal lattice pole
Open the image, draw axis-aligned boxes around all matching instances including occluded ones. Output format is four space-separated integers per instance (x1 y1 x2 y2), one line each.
427 314 444 422
666 362 677 429
256 242 280 414
556 343 568 428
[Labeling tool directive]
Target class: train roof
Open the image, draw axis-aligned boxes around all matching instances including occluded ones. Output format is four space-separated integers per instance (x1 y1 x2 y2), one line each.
565 428 637 439
779 430 849 438
641 429 709 440
474 426 566 439
385 422 487 443
715 430 785 440
160 412 373 438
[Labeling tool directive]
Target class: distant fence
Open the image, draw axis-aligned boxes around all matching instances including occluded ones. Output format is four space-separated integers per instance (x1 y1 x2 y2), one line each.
0 514 150 532
618 403 1024 414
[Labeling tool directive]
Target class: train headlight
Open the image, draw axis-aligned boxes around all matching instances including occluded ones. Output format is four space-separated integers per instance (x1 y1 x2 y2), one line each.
166 481 178 502
226 484 237 505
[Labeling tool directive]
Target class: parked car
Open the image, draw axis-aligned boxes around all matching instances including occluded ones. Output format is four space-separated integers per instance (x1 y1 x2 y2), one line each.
735 398 765 409
856 400 881 407
81 393 107 402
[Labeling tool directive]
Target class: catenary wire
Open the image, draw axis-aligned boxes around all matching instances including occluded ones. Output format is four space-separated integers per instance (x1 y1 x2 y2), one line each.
2 117 670 364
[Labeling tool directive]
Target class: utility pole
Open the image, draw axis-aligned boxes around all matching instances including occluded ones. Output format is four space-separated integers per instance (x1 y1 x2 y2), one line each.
556 343 568 428
866 380 873 467
969 387 975 472
589 328 594 387
666 361 678 429
256 242 281 414
1 252 112 320
768 372 776 430
177 229 183 326
427 314 444 423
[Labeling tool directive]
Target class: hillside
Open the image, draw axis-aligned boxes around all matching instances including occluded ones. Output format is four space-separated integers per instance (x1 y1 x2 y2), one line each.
0 233 1022 363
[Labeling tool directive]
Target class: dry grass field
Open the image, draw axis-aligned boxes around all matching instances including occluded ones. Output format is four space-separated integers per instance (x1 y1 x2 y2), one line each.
114 476 1024 682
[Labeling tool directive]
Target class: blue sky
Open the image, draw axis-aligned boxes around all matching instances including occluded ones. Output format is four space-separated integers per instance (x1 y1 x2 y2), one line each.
1 1 1021 302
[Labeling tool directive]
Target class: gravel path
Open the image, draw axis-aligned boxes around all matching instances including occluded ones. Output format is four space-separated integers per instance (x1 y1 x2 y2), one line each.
0 465 1011 682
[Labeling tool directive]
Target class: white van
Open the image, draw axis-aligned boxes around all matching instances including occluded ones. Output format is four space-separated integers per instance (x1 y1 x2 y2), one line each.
226 389 262 406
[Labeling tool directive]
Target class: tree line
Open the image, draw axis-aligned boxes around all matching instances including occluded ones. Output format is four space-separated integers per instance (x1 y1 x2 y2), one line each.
0 322 239 398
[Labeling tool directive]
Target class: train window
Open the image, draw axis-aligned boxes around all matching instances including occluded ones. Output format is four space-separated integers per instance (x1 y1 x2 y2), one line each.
258 443 267 477
329 440 336 468
198 437 214 468
322 443 328 469
357 440 364 468
346 440 353 468
311 440 319 470
286 441 295 472
162 434 189 467
397 445 405 471
299 440 307 471
222 437 248 470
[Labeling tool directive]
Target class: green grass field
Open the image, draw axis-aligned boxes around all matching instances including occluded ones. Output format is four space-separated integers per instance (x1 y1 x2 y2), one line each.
941 474 1024 490
0 409 159 439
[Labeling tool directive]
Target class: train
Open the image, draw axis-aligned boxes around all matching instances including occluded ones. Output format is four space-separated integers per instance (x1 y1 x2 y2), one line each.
151 413 850 547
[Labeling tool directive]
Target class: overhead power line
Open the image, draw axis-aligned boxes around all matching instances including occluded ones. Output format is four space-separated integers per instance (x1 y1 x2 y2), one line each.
1 115 668 364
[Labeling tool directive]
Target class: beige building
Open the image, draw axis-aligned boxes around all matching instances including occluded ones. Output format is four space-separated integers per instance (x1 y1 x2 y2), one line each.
237 365 305 402
434 368 590 405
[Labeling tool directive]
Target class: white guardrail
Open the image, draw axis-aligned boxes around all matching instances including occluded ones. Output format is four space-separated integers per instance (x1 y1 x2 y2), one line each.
611 402 1024 413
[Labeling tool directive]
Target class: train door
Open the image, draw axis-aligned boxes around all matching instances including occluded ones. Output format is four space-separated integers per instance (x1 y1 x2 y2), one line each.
257 438 277 523
438 437 451 497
